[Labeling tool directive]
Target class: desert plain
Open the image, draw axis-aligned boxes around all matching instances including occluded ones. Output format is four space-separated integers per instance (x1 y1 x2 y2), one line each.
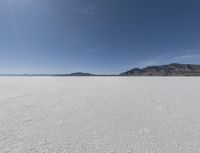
0 77 200 153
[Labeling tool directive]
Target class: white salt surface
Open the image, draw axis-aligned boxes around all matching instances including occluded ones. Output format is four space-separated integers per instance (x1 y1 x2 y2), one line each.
0 77 200 153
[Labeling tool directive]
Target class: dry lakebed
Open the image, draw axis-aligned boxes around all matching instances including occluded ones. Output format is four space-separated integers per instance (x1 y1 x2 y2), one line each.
0 77 200 153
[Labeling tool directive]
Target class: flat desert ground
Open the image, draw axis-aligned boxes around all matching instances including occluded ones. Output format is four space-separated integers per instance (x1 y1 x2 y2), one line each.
0 77 200 153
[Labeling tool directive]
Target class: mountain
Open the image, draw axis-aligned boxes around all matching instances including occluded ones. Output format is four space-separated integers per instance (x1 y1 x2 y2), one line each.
0 72 115 76
1 63 200 76
0 72 95 76
68 72 95 76
120 63 200 76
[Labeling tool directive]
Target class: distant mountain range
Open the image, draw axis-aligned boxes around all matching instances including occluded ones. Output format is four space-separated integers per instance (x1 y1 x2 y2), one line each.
0 72 96 77
68 72 95 76
0 72 115 76
120 63 200 76
1 63 200 76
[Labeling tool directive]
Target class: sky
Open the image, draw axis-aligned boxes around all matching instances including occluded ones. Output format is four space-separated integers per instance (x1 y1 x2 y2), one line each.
0 0 200 74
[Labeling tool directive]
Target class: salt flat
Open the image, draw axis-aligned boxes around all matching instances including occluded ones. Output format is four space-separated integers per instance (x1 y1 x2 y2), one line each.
0 77 200 153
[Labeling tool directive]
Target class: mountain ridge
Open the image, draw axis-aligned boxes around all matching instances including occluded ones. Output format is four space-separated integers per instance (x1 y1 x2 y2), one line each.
120 63 200 76
1 63 200 76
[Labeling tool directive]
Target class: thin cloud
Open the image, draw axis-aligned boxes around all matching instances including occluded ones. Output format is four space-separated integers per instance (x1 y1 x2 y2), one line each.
172 54 200 64
126 53 200 70
86 49 95 53
74 4 96 16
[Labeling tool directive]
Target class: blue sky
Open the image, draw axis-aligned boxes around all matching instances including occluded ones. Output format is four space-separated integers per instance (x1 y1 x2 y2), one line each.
0 0 200 74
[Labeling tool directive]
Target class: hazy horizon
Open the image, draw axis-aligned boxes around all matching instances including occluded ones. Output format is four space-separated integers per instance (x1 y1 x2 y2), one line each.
1 0 200 74
0 62 199 75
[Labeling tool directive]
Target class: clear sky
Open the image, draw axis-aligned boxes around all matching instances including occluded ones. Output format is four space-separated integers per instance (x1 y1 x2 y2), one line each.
0 0 200 74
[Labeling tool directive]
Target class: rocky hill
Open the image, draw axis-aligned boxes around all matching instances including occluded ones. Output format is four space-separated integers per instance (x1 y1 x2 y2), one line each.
120 63 200 76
